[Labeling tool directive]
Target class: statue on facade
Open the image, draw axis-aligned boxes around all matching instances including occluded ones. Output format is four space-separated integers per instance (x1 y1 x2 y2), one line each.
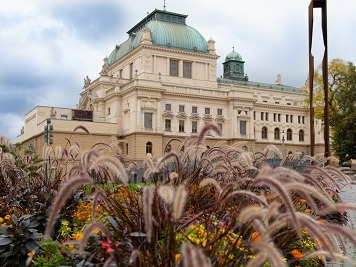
50 107 57 118
99 57 109 76
84 76 91 87
276 73 282 85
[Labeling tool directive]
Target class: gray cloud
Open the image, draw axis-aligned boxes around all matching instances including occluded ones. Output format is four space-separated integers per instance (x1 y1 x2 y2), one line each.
1 0 356 143
51 2 125 43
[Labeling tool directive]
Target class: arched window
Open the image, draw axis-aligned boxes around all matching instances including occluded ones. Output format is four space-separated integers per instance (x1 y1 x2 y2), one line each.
299 130 304 142
287 129 292 141
274 128 280 140
262 127 268 139
146 142 152 154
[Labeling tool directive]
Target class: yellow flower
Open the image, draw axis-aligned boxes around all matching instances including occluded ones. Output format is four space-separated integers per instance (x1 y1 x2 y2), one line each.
4 215 11 221
92 228 100 235
68 244 75 249
0 217 3 224
27 251 35 257
72 232 83 240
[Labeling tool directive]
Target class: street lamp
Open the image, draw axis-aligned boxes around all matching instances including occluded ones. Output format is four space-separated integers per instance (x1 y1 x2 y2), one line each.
281 130 285 157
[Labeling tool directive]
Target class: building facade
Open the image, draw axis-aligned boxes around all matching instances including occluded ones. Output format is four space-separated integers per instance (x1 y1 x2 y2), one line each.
17 8 325 162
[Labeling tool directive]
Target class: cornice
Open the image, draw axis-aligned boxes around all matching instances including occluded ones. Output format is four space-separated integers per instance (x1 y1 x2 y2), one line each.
254 103 308 111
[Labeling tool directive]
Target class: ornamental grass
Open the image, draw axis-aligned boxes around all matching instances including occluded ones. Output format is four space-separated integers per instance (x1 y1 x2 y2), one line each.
0 125 356 266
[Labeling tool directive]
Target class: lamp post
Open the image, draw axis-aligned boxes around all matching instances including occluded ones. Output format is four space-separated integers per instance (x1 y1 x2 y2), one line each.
281 130 285 157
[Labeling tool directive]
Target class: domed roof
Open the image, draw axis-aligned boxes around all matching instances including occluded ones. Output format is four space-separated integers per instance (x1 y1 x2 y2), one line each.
107 9 208 66
225 48 242 62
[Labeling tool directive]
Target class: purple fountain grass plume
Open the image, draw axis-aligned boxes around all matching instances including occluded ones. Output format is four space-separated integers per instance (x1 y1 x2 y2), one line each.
67 165 85 179
318 202 356 216
253 176 302 236
90 155 128 184
0 136 14 151
79 221 112 251
90 142 112 150
284 182 335 209
68 144 81 159
301 173 330 193
73 125 90 134
91 189 107 220
279 212 340 254
260 144 282 159
143 153 158 180
81 149 99 172
224 190 268 208
307 165 344 190
173 185 188 221
158 185 175 205
237 205 269 223
128 249 141 265
102 255 115 267
155 151 181 173
248 240 288 267
325 222 356 247
45 176 93 236
181 243 211 267
199 178 222 197
196 124 221 145
143 185 155 243
304 251 352 265
246 252 268 267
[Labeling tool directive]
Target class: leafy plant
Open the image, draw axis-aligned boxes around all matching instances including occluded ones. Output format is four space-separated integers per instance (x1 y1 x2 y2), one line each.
0 214 39 266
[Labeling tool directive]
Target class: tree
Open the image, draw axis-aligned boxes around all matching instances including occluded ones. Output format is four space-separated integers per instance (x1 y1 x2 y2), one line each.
303 59 356 161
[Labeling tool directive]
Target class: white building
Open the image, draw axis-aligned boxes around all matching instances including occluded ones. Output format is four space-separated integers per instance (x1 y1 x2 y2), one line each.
18 8 324 161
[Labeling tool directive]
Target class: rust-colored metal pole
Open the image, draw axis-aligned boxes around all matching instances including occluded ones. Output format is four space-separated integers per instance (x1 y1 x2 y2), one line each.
308 0 329 160
308 1 315 156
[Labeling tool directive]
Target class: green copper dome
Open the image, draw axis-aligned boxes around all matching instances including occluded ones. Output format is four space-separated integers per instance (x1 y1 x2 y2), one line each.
107 9 208 66
225 48 242 62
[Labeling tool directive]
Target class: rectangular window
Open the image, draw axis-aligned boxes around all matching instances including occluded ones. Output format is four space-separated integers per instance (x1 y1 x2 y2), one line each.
179 105 185 113
107 107 111 115
253 111 256 120
240 121 247 135
165 104 171 111
261 112 264 121
205 107 210 115
286 114 289 123
183 61 192 78
170 59 179 76
290 115 293 123
165 119 171 131
302 116 305 124
273 113 276 122
265 112 269 121
278 114 281 122
192 106 198 113
298 116 301 124
192 121 198 133
144 113 153 128
130 63 133 79
179 120 185 132
61 115 68 120
119 69 123 78
217 108 223 116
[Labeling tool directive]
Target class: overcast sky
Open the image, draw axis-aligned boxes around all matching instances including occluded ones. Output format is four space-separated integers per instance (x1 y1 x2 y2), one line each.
1 0 355 143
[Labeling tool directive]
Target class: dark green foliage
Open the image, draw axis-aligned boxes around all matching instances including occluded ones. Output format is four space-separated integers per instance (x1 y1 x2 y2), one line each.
0 214 39 266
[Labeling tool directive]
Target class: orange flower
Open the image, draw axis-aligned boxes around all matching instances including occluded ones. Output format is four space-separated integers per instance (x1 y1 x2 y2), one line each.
300 198 307 204
175 253 181 261
251 231 260 242
27 251 35 257
291 249 303 260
